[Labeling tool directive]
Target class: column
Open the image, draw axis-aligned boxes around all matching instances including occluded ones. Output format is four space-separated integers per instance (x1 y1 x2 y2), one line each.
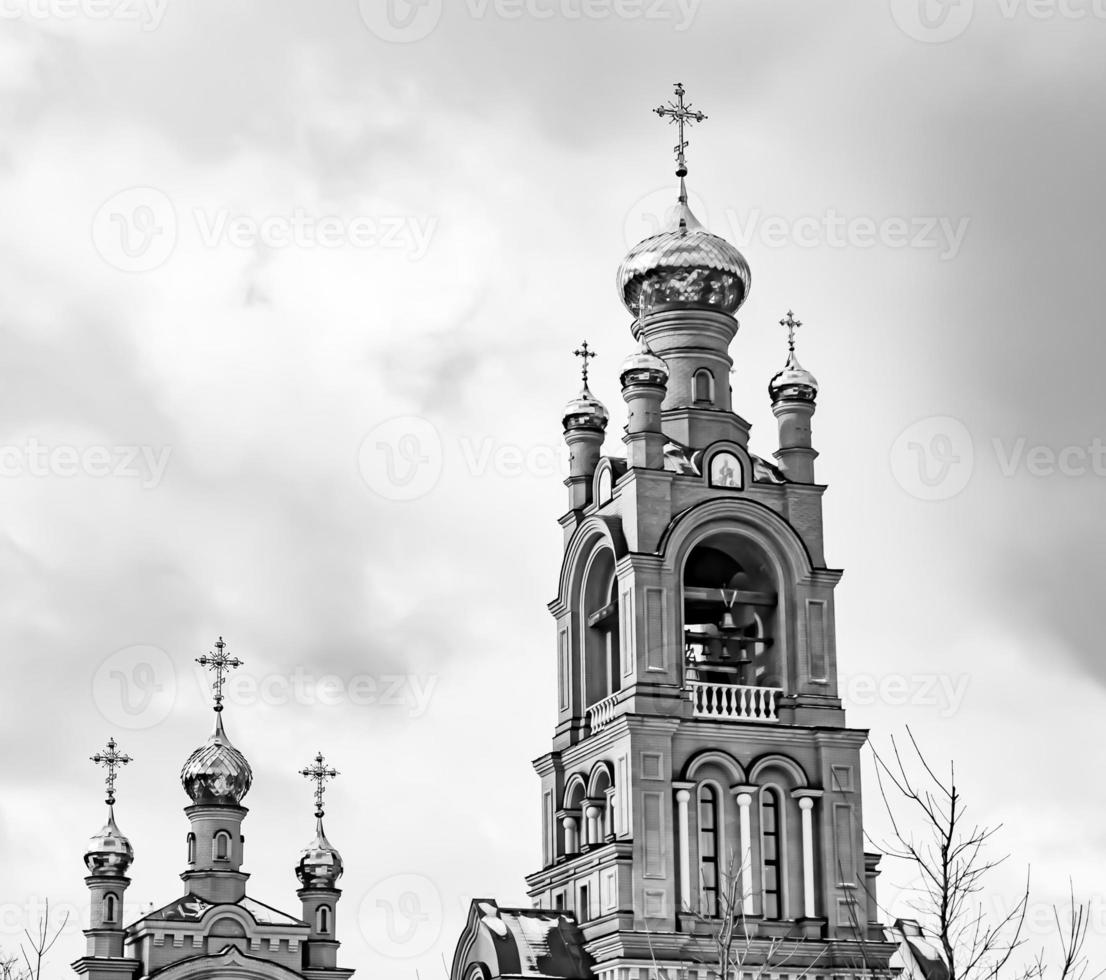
585 804 602 846
563 815 578 855
604 787 616 840
675 788 691 912
799 797 816 918
736 792 754 915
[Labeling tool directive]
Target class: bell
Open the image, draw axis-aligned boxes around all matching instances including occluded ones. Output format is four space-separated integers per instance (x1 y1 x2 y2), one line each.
720 609 737 631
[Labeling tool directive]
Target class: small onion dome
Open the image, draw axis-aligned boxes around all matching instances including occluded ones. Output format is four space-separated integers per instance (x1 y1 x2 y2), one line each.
84 806 134 876
297 818 344 889
617 192 751 318
620 344 669 388
769 350 819 402
562 384 609 432
181 712 253 806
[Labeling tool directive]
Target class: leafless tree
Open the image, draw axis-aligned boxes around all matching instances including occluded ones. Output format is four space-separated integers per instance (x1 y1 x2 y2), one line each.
15 900 68 980
871 728 1099 980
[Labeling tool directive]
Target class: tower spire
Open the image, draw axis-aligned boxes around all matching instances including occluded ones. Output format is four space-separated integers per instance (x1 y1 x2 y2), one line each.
654 82 707 179
195 636 243 712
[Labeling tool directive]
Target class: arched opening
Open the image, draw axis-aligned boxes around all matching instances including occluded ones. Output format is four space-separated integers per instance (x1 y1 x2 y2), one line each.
760 787 784 920
186 832 195 864
316 905 331 934
213 830 231 862
588 766 614 844
682 534 780 689
582 549 620 710
562 778 586 857
104 893 118 924
693 369 714 405
697 784 720 917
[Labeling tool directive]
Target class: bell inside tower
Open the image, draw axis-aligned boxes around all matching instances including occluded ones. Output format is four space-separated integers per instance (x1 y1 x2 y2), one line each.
682 537 779 688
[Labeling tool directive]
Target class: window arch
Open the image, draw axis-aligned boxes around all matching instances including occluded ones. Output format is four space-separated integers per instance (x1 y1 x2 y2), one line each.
186 832 195 864
104 892 118 924
693 369 714 405
760 787 784 919
697 784 720 917
316 905 331 934
213 830 231 862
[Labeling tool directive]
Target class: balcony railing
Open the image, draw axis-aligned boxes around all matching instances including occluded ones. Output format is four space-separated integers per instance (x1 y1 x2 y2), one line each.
587 690 621 732
689 681 780 722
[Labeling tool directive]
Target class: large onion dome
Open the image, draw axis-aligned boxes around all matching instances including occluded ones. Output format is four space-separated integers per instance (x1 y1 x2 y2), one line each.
84 806 134 876
562 383 609 432
617 185 751 318
296 818 344 889
769 350 819 402
181 712 253 805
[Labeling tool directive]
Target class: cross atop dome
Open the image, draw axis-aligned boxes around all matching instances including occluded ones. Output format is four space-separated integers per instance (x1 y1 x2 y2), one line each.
573 340 597 387
91 736 131 806
654 82 707 179
196 636 243 712
300 751 339 819
780 309 803 353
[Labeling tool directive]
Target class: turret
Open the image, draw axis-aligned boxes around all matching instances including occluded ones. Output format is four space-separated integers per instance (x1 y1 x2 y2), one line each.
562 341 608 511
769 310 819 484
72 738 140 980
620 338 668 469
296 752 347 973
180 638 252 903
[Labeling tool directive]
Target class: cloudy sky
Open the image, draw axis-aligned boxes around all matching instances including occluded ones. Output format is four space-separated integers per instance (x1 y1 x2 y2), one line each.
2 0 1105 975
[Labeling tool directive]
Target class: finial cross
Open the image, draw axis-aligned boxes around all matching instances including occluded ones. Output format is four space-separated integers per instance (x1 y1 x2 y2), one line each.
573 341 597 385
300 751 339 818
91 736 132 806
196 636 243 712
654 82 707 178
780 310 803 353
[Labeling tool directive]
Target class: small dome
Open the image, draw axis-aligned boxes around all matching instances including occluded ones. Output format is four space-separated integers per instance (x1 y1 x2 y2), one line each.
297 818 344 889
181 713 253 806
769 351 819 402
84 806 134 876
562 384 609 432
620 345 669 387
617 192 751 318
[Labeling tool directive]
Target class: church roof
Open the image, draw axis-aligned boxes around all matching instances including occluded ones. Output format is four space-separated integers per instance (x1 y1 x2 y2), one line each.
128 892 306 929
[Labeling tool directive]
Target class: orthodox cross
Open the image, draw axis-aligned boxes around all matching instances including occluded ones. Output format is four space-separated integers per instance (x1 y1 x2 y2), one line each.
780 309 803 354
300 752 339 818
573 341 597 386
196 636 243 712
91 736 132 806
654 82 708 178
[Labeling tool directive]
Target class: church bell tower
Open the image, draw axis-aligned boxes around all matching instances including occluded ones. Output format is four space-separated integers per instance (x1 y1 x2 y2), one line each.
450 84 896 980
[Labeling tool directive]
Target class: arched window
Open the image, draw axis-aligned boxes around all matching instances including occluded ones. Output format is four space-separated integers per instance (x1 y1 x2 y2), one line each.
104 893 118 924
213 830 231 861
698 785 720 916
693 369 714 405
582 550 620 711
316 905 331 934
186 832 195 864
760 788 783 919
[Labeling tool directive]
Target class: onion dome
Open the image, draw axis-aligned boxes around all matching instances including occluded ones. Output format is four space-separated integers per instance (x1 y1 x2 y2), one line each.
181 712 253 806
769 350 819 402
617 184 751 319
562 384 609 431
620 340 669 387
296 818 344 889
84 806 134 876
